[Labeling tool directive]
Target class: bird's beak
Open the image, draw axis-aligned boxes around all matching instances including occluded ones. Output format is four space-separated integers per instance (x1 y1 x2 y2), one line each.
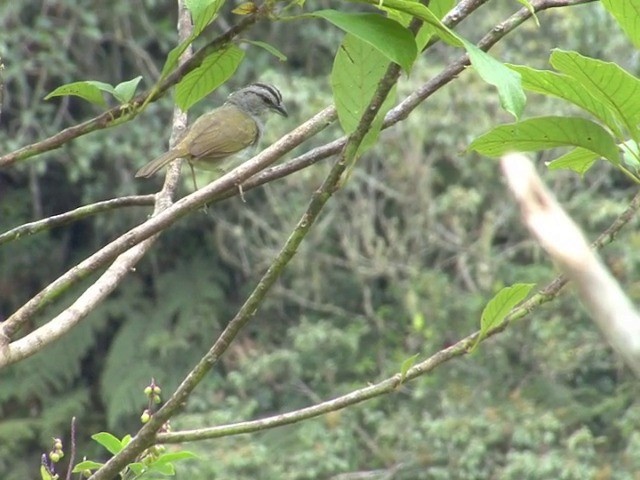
273 104 288 117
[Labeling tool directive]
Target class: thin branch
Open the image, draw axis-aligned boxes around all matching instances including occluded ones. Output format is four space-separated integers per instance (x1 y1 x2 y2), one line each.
155 188 640 444
0 195 155 246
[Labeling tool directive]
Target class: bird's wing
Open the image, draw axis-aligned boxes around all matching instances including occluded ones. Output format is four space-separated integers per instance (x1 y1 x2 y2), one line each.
187 106 259 160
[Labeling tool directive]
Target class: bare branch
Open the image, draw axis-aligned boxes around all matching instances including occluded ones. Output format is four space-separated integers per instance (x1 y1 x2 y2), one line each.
0 195 154 246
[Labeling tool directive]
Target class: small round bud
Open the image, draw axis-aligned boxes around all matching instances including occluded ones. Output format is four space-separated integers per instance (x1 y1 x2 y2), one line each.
141 410 151 424
49 451 61 463
153 386 161 395
144 386 153 396
153 395 162 404
53 438 63 450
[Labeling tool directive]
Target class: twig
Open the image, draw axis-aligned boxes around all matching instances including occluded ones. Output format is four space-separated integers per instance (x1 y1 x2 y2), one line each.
0 195 155 246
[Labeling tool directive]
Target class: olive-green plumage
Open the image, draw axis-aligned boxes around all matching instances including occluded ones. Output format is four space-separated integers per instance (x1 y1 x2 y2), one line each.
135 106 259 178
135 83 287 178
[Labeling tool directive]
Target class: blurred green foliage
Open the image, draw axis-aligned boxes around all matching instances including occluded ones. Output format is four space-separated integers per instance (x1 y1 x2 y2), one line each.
1 0 640 479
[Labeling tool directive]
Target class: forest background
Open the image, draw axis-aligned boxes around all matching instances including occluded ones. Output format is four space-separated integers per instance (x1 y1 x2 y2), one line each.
1 0 640 479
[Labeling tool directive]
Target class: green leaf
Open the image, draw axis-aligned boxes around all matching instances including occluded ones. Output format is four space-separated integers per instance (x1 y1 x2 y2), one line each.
121 434 132 447
601 0 640 50
471 283 535 351
113 76 143 103
92 432 124 455
148 462 176 475
186 0 225 34
127 462 145 475
331 34 397 153
175 44 244 111
463 39 525 119
45 81 109 106
508 64 623 137
40 465 55 480
550 49 640 135
414 0 455 50
400 353 419 384
313 10 417 72
152 451 199 466
72 460 104 473
161 34 197 78
469 116 621 166
515 0 539 26
547 147 598 175
356 0 525 117
245 40 287 61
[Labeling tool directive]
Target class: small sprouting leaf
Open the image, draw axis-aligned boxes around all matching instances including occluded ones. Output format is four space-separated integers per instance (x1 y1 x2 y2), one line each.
469 116 621 166
152 451 199 466
232 2 258 14
400 353 419 383
127 462 145 475
471 283 534 351
175 44 244 111
313 10 417 72
45 81 109 106
113 76 143 103
92 432 124 455
547 147 598 175
72 460 104 473
149 462 176 475
40 465 55 480
121 434 132 447
245 40 287 61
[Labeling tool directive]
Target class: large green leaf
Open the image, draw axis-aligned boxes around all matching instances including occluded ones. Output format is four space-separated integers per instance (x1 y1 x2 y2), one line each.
550 49 640 135
175 44 244 111
353 0 524 117
508 64 623 137
313 10 417 72
469 116 621 165
601 0 640 50
331 34 397 152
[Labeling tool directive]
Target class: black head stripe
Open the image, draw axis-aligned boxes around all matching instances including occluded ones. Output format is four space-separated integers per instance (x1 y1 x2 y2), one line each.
248 83 282 106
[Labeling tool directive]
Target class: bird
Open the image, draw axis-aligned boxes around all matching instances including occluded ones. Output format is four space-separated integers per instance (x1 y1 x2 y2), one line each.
135 83 287 178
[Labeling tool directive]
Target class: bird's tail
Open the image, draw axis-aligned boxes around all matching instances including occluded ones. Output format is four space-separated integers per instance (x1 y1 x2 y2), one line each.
135 150 184 178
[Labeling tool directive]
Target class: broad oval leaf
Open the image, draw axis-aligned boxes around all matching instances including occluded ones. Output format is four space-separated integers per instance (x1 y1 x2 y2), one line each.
469 116 621 166
508 64 622 137
175 44 244 111
331 34 397 152
550 49 640 134
313 10 417 72
45 80 109 106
